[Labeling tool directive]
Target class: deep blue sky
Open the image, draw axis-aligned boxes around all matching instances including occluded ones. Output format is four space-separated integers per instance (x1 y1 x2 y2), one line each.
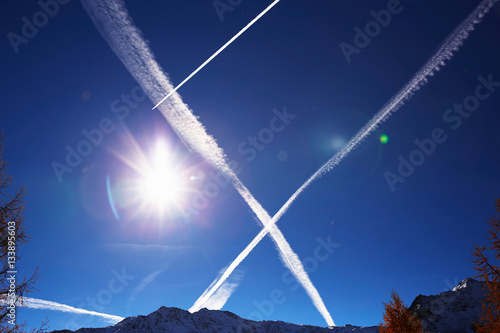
1 0 500 331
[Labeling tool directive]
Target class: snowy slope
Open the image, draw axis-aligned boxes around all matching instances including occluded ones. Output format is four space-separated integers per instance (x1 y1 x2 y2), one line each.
51 306 378 333
51 278 490 333
409 278 488 333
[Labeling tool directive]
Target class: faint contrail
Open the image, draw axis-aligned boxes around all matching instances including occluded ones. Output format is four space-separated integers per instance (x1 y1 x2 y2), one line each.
126 269 165 310
191 0 500 312
81 0 334 326
197 268 244 311
152 0 281 110
8 297 124 324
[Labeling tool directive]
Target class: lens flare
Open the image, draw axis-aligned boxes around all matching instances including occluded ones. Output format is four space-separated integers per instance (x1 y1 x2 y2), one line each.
139 141 183 210
108 133 195 224
380 134 389 144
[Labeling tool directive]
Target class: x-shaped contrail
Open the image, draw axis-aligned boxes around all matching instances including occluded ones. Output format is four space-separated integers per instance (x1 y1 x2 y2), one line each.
77 0 499 328
81 0 334 326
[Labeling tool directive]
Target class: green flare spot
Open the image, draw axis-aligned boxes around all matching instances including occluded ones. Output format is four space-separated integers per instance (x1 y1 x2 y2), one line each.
380 134 389 144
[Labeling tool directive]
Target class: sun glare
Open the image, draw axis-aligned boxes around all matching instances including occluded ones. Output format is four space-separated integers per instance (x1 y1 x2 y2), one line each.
140 158 180 207
107 134 195 223
139 141 184 213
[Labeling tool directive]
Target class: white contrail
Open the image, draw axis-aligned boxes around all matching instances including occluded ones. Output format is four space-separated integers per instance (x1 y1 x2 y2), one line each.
190 0 500 314
152 0 281 110
126 269 165 310
195 268 244 311
4 297 124 324
81 0 334 326
190 177 335 326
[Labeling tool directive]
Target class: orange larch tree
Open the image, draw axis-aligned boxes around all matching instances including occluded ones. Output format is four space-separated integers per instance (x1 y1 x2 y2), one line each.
472 198 500 333
379 290 425 333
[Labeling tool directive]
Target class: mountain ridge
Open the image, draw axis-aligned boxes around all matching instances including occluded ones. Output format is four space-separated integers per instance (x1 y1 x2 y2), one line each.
51 305 377 333
409 277 488 333
51 278 489 333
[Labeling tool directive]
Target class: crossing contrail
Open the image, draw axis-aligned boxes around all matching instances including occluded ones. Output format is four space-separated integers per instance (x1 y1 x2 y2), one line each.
81 0 334 326
152 0 282 110
190 0 500 313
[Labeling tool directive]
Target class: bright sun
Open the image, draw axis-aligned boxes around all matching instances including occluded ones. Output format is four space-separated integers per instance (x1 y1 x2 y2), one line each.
137 140 185 214
108 137 191 222
119 141 186 218
140 159 180 207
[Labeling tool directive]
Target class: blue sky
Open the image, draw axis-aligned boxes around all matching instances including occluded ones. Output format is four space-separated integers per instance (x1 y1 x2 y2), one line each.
1 0 500 331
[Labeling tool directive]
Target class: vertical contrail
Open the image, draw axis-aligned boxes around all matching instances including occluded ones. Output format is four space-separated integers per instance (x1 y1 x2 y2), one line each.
191 0 500 313
81 0 334 326
152 0 282 110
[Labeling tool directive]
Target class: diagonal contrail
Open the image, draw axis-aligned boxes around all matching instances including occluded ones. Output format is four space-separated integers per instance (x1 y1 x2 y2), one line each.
1 297 124 324
80 0 334 326
152 0 282 110
191 0 500 313
200 268 244 311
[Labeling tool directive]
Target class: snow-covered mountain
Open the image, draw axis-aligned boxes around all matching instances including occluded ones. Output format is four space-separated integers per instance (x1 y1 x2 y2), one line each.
52 306 377 333
409 278 488 333
51 278 489 333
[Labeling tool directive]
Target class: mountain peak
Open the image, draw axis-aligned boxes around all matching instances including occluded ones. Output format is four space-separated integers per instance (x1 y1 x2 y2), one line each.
409 278 488 333
452 277 484 292
50 278 490 333
51 305 378 333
